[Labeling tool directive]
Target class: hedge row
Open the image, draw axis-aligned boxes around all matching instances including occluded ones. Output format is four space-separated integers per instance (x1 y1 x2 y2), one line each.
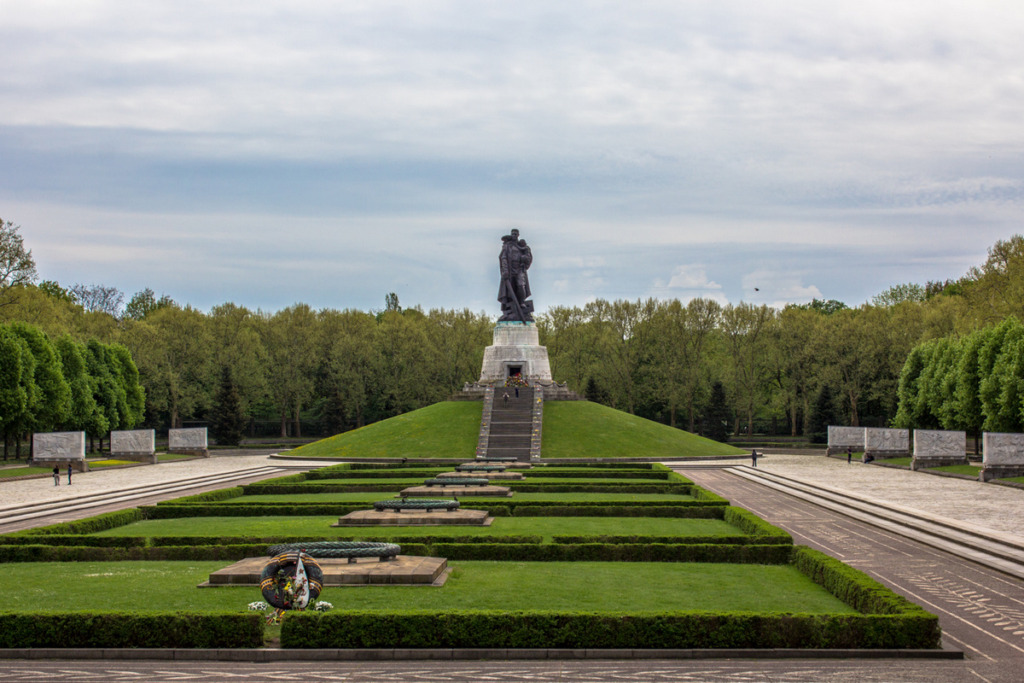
304 468 449 480
10 508 143 536
140 503 725 519
0 535 147 547
160 487 245 504
148 534 543 547
722 507 794 543
0 613 264 648
792 546 937 617
281 609 939 649
0 542 791 564
551 534 790 546
521 470 671 480
238 482 691 495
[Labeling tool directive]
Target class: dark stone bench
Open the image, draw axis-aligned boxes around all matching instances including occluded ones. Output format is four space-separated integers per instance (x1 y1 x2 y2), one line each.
373 498 461 512
423 477 490 487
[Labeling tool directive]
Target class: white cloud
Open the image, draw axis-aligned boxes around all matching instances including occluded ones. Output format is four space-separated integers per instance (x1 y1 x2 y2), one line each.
666 265 722 291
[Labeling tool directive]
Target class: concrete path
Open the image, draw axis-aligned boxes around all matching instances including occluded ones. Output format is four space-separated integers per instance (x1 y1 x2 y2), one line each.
678 453 1024 682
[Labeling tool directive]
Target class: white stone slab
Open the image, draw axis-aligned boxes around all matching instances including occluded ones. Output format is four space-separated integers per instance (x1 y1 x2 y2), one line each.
32 431 86 460
169 427 208 450
983 433 1024 466
111 429 155 456
914 429 965 457
827 426 864 449
865 427 909 453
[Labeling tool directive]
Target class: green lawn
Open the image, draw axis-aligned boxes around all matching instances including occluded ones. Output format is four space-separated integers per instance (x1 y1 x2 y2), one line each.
88 459 140 468
0 561 855 615
873 457 910 466
287 401 482 459
157 453 198 462
0 466 53 479
92 516 737 541
929 464 981 476
542 401 746 458
208 492 694 504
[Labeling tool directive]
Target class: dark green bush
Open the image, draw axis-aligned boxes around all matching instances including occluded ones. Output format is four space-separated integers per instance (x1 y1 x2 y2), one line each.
512 505 725 517
282 609 939 649
12 508 143 536
0 535 146 547
722 507 793 543
158 487 245 504
0 612 263 648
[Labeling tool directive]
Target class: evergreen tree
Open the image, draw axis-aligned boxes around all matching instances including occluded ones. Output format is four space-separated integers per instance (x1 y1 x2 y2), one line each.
209 366 246 446
806 384 839 444
584 376 612 406
703 381 732 443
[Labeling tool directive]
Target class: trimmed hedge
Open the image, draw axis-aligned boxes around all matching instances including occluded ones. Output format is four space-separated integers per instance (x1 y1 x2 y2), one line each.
10 508 144 536
0 612 263 648
722 507 793 543
522 470 671 480
550 534 790 546
0 535 147 547
511 505 725 517
159 487 245 504
240 482 691 495
0 542 790 564
148 535 542 547
281 609 939 649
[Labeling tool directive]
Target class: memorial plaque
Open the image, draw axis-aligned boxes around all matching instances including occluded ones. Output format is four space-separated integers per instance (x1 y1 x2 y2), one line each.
827 426 864 455
111 429 155 456
912 429 967 470
865 427 909 456
169 427 208 454
980 432 1024 481
32 431 86 460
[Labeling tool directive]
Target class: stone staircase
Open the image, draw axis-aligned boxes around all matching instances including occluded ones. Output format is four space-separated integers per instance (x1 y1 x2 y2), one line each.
484 387 536 461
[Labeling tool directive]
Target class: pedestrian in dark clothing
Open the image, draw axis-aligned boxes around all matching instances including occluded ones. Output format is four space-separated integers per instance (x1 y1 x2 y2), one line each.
751 449 758 467
847 446 852 464
52 465 60 486
67 463 73 485
515 386 519 399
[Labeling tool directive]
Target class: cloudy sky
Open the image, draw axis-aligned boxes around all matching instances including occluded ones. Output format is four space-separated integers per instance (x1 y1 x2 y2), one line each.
3 1 1023 315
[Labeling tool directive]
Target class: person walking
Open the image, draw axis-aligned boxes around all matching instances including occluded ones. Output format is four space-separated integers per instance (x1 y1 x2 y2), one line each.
847 446 853 464
514 386 519 399
503 391 510 408
52 465 60 486
67 463 73 485
751 449 759 467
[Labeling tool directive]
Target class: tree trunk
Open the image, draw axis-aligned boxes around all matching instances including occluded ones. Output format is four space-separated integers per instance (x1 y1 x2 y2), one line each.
746 406 754 436
280 410 288 438
15 434 22 459
849 392 860 427
293 404 302 438
669 403 676 428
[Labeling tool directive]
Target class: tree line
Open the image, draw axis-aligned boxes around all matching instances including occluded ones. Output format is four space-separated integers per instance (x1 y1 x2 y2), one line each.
0 321 145 458
4 216 1024 444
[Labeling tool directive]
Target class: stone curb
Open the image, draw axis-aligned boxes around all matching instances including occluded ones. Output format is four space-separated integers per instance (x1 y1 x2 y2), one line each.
0 647 963 661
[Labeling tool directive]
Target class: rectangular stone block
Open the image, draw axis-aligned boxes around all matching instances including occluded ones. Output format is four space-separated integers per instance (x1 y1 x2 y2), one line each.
110 429 155 456
864 427 909 455
32 431 86 460
827 426 864 454
982 432 1024 466
168 427 208 451
914 429 966 457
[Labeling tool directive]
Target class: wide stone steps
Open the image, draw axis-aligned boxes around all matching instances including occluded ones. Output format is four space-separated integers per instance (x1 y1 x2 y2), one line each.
484 389 536 462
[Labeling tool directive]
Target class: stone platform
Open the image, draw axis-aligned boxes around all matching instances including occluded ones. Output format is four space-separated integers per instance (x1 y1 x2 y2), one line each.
477 460 532 469
334 509 492 526
400 485 512 497
201 555 449 587
439 471 525 480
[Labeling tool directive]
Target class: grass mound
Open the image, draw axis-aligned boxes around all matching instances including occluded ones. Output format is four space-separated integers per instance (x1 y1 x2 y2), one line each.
543 401 745 458
288 401 482 459
287 399 744 459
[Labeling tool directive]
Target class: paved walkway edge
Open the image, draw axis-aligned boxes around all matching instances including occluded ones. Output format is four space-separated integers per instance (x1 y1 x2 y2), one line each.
0 647 963 661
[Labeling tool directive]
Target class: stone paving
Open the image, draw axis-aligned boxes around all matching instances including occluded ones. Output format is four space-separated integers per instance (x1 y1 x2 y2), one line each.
670 453 1024 539
0 453 328 510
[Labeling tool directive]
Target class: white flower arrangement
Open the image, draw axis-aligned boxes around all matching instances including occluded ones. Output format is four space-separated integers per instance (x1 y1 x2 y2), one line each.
248 601 269 611
313 601 333 612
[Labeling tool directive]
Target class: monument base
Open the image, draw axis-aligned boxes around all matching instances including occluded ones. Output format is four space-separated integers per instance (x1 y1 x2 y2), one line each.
333 509 492 526
30 459 89 473
169 448 210 458
980 465 1024 482
911 456 968 470
478 322 551 384
112 451 158 464
864 449 910 459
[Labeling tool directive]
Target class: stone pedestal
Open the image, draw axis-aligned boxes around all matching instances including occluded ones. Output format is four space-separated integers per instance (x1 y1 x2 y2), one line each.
478 323 552 384
912 429 967 470
826 426 864 456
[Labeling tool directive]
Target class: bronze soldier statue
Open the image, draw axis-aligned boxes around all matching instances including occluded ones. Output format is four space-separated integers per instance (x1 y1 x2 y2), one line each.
498 229 534 322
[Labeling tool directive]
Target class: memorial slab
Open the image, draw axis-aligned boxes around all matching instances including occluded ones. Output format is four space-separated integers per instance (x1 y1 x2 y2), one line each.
827 426 864 455
864 427 910 458
478 322 553 384
111 429 157 463
981 432 1024 481
912 429 967 469
168 427 209 457
31 431 88 471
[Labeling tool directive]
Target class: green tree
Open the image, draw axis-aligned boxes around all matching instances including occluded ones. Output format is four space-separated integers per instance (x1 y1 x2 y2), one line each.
8 322 71 441
806 384 839 444
0 218 37 307
124 288 176 320
54 335 99 439
702 381 732 443
263 304 320 437
720 302 775 435
0 325 31 459
209 366 246 446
